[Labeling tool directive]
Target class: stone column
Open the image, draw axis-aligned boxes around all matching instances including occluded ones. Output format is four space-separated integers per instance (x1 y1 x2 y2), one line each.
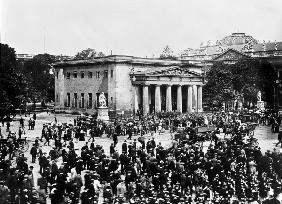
197 85 203 112
187 85 192 113
143 85 149 115
155 85 161 113
177 85 182 113
193 85 198 112
166 85 172 112
134 85 139 113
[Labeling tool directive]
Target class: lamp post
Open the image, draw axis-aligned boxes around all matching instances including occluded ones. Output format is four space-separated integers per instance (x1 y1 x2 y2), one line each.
274 79 281 111
130 75 136 116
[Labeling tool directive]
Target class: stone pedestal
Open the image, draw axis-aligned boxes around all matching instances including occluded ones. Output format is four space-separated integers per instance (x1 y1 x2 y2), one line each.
257 101 265 110
238 101 243 110
97 107 109 121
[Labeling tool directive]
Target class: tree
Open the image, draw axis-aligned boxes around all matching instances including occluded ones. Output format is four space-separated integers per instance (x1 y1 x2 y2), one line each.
0 43 27 117
159 45 177 60
203 59 276 109
23 54 56 103
74 48 105 60
203 62 235 108
230 59 276 106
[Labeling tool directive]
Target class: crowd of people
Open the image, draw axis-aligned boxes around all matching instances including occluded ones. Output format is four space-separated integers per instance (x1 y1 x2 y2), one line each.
0 110 282 204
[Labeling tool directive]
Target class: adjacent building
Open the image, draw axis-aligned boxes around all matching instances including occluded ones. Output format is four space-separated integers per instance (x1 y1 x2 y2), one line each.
53 33 282 114
53 56 205 116
180 33 282 110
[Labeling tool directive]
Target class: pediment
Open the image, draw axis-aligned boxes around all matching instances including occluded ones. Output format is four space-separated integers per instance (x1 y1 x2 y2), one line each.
145 67 202 77
213 48 250 61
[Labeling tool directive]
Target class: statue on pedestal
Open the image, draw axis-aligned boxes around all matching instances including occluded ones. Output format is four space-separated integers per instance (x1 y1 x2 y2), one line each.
99 92 107 107
97 92 109 122
256 90 265 110
257 91 262 102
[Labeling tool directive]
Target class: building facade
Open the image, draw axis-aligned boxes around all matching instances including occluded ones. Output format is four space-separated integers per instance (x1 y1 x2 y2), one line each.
180 32 282 61
53 56 204 116
180 33 282 110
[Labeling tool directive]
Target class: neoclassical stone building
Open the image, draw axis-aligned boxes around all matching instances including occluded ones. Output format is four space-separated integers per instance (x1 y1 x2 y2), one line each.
53 56 204 116
180 32 282 110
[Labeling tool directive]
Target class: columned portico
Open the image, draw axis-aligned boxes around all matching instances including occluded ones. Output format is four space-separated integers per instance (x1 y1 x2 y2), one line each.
131 66 205 114
155 85 161 113
143 85 149 115
177 85 182 112
135 83 203 114
166 85 172 112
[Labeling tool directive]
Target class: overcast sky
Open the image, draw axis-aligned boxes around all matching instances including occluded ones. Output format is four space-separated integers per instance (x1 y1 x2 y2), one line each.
1 0 282 57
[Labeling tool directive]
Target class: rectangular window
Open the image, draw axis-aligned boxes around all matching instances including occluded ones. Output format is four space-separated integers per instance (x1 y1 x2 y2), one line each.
74 93 77 107
56 72 59 79
88 71 93 78
81 71 84 78
66 72 70 79
66 93 70 107
81 93 84 108
56 94 59 102
73 71 77 78
111 70 113 78
96 71 100 78
104 70 108 78
88 93 92 109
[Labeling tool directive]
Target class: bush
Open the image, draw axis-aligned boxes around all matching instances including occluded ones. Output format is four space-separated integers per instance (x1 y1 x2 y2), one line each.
71 111 80 115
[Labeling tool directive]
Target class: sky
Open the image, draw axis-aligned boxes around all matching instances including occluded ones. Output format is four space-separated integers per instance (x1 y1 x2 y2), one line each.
1 0 282 57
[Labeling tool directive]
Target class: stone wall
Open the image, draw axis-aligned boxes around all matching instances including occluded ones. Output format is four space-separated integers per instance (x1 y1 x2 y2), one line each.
115 64 134 114
54 68 64 107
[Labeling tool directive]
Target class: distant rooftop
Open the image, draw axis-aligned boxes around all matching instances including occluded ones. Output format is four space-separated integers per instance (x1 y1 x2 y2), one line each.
16 53 35 59
218 33 258 46
180 33 282 60
53 55 196 68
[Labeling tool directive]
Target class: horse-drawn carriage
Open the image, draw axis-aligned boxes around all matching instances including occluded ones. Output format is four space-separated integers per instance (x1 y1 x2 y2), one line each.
174 125 216 142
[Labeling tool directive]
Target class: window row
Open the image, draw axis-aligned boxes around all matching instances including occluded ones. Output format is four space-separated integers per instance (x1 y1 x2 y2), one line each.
65 92 110 108
66 70 113 79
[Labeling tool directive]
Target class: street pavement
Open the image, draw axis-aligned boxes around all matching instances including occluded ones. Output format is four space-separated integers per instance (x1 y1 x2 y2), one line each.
1 112 280 203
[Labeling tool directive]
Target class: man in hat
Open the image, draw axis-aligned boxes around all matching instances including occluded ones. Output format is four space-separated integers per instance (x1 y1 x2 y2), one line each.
18 126 24 139
122 140 128 154
113 133 118 147
19 117 24 128
30 144 37 163
128 127 133 140
39 152 48 174
43 131 50 146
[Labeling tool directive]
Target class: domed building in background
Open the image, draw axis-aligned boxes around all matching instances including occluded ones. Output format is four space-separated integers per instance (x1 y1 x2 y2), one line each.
180 32 282 110
218 32 258 46
180 32 282 62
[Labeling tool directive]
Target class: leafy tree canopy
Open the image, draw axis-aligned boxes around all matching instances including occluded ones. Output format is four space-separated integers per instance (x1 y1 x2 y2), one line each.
22 53 56 103
203 59 276 108
0 43 27 116
74 48 105 60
